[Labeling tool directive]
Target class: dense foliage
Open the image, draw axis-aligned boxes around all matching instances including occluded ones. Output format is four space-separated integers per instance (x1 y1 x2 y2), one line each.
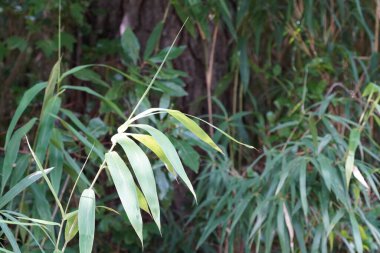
1 0 380 252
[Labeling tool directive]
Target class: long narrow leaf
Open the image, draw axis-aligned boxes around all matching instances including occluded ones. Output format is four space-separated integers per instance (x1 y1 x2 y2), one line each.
1 118 37 194
105 151 143 244
111 134 161 231
0 168 53 209
78 189 95 253
129 124 196 201
5 82 46 148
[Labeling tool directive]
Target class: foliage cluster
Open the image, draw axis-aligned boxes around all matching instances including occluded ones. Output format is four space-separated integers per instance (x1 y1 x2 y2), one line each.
1 1 380 253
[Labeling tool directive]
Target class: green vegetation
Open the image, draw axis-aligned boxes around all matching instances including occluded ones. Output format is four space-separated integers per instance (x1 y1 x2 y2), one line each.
1 1 380 252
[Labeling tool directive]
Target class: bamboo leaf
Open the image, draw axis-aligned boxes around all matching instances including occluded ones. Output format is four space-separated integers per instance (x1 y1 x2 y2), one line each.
352 166 369 190
0 168 53 209
105 151 143 244
111 133 161 231
349 211 363 253
345 128 360 187
144 21 164 59
167 110 223 153
65 211 79 244
35 96 61 163
136 185 150 214
5 82 46 148
283 203 294 251
299 159 308 217
0 216 21 253
130 124 197 201
61 85 126 120
129 133 176 175
1 118 37 194
42 59 61 111
78 189 95 253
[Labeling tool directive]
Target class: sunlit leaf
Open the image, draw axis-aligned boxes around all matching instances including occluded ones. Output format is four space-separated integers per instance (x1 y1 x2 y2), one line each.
111 133 161 231
78 189 95 253
105 151 143 244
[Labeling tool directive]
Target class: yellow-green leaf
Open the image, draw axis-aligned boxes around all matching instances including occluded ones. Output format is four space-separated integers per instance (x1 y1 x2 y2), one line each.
130 124 196 202
129 133 176 175
65 211 79 243
168 110 223 153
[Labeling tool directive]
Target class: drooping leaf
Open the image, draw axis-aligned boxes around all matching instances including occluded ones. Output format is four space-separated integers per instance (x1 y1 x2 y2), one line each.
111 133 161 231
105 152 143 244
168 109 223 153
78 189 95 253
130 133 175 174
129 124 196 201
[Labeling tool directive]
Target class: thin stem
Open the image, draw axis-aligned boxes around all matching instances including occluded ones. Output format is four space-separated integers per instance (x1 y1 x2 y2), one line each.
89 143 116 189
205 23 219 136
126 18 189 125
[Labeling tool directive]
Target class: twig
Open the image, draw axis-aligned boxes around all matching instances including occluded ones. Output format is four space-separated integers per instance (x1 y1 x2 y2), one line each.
205 23 219 136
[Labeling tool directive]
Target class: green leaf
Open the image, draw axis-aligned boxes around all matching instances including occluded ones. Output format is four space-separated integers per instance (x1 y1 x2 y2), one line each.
61 85 126 120
6 36 27 51
149 46 185 63
26 137 64 216
78 189 96 253
5 82 46 148
363 82 380 97
58 117 104 161
168 110 222 153
0 216 21 253
105 152 143 244
121 27 140 64
65 211 79 244
111 134 161 231
121 108 254 150
144 21 164 59
49 128 64 194
16 216 59 226
345 128 360 187
349 212 363 253
60 108 105 150
1 118 37 194
73 68 109 88
176 140 200 173
299 159 308 217
136 186 150 214
130 134 175 174
35 96 61 163
129 124 196 201
42 59 61 111
0 168 53 209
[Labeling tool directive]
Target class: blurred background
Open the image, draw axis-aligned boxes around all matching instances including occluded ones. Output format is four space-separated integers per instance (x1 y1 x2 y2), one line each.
1 0 380 252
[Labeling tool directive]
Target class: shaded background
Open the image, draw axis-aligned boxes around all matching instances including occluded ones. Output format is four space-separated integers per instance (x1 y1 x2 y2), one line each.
1 0 380 252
